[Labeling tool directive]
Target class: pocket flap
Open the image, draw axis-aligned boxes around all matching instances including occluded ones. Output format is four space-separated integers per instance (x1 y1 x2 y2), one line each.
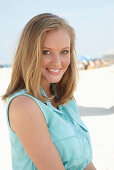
77 121 88 132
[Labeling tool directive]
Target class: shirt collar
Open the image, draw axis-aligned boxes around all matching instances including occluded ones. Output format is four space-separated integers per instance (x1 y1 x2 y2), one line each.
40 86 64 115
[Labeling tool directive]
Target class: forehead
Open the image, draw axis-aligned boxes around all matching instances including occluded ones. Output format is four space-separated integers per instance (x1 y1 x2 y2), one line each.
42 29 70 48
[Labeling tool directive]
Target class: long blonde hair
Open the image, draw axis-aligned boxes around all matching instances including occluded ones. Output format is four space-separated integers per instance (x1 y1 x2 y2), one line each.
2 13 78 106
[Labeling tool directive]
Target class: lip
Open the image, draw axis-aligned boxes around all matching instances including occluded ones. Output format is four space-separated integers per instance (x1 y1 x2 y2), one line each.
46 68 62 74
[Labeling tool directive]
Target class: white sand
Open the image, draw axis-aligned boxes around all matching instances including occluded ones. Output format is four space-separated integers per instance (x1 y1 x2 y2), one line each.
0 65 114 170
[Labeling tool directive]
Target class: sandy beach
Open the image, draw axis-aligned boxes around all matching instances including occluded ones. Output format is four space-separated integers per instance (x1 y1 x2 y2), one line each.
0 65 114 170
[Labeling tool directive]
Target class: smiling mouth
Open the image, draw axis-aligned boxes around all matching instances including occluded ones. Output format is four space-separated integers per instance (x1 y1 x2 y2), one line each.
46 68 62 73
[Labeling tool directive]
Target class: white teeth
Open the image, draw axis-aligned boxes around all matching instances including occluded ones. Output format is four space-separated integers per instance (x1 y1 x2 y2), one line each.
48 69 60 72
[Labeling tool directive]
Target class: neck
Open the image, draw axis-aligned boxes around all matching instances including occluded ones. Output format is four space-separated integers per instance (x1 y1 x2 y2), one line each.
40 82 57 109
40 82 52 98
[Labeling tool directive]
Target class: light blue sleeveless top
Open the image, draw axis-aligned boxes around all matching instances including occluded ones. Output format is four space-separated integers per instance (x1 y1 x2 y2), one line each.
6 89 92 170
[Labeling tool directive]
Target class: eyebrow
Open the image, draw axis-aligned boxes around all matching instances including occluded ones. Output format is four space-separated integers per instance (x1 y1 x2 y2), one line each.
42 47 70 50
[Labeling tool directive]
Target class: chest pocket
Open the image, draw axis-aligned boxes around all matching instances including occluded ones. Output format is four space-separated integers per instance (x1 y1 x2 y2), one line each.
49 123 75 141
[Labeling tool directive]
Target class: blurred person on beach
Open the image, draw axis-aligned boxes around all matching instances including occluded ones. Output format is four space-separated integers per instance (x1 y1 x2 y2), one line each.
2 13 96 170
79 55 108 70
78 55 95 70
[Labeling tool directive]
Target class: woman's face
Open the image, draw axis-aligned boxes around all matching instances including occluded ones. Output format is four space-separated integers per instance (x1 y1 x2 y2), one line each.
41 29 71 87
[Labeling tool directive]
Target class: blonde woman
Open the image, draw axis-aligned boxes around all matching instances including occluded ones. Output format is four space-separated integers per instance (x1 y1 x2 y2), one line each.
2 13 96 170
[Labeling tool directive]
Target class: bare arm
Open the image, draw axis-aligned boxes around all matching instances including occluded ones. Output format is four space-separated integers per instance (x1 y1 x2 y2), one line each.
9 95 65 170
84 162 96 170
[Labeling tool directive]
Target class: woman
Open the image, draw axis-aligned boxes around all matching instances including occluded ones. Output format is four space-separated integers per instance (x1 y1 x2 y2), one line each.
2 13 96 170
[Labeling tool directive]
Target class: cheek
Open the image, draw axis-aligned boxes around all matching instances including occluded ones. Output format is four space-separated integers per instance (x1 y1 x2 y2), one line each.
41 57 49 68
63 56 70 68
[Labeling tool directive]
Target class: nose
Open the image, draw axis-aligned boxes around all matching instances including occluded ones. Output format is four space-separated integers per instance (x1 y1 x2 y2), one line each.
52 53 61 65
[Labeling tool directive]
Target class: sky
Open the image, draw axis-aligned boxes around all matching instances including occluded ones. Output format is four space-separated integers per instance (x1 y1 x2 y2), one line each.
0 0 114 65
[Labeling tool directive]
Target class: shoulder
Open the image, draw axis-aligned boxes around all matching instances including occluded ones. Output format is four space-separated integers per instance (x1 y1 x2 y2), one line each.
9 95 46 132
9 95 41 114
64 96 80 116
66 96 77 106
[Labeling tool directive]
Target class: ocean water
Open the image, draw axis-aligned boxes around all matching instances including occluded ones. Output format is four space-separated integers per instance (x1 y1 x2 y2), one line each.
0 65 11 68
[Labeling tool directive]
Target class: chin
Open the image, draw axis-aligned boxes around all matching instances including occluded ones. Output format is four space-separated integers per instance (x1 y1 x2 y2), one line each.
50 79 61 84
51 76 63 82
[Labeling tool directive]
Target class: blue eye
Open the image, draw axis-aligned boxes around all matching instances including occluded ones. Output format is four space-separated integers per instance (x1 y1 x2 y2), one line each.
61 50 69 54
42 50 50 55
